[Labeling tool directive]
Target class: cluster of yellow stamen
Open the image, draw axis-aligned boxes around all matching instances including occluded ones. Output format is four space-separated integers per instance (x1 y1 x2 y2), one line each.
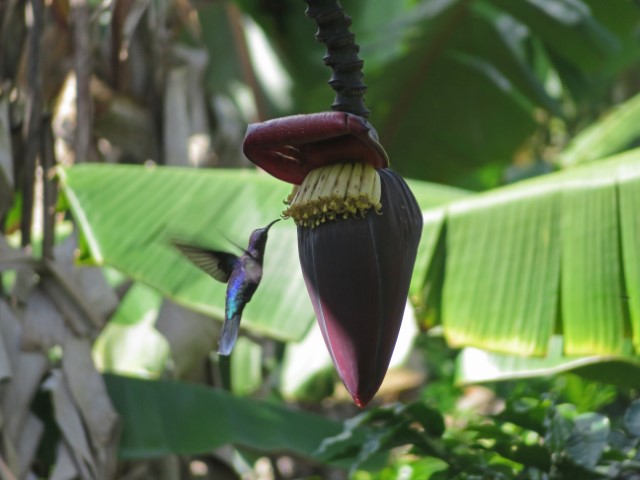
283 162 382 227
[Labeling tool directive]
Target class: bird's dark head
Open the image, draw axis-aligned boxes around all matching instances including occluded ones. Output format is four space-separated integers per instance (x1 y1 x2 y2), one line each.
247 219 280 259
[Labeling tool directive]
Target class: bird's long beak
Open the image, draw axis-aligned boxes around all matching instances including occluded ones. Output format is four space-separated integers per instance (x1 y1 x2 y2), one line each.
264 218 281 231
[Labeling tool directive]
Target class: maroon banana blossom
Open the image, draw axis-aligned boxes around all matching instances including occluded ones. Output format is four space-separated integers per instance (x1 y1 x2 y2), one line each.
243 112 422 407
243 112 388 184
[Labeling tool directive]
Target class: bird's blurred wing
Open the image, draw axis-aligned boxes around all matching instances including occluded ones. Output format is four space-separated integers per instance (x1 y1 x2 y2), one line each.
172 241 237 283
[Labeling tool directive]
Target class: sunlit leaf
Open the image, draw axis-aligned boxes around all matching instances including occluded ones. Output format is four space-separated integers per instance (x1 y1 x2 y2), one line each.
560 167 624 355
618 161 640 350
59 165 306 341
456 337 640 388
558 91 640 168
442 174 560 354
432 149 640 356
59 164 464 343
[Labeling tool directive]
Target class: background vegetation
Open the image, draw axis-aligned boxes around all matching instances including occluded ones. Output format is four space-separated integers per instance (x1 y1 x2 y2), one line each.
1 0 640 478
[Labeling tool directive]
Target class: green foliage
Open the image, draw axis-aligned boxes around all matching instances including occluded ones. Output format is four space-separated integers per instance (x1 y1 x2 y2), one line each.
557 91 640 168
320 393 640 479
315 401 446 475
3 0 640 477
59 165 309 341
59 149 640 367
104 373 373 466
238 0 640 188
427 149 640 357
57 164 467 343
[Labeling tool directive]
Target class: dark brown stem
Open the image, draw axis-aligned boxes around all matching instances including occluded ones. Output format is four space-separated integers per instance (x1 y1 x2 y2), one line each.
305 0 369 118
70 0 91 163
41 116 56 261
21 0 44 248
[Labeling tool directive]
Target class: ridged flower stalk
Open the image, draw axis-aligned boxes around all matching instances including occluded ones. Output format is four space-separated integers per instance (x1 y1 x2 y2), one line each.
242 1 422 407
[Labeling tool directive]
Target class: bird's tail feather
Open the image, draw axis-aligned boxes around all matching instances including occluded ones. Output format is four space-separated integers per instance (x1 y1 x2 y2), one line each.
218 314 241 356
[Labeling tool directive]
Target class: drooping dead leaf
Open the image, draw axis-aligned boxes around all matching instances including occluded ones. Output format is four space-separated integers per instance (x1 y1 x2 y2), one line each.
22 287 68 351
0 327 12 385
0 299 49 478
55 235 119 319
10 268 39 305
62 336 120 453
1 429 20 479
14 413 44 479
44 369 98 480
0 237 39 272
0 300 49 442
1 261 119 478
50 441 79 480
40 259 103 336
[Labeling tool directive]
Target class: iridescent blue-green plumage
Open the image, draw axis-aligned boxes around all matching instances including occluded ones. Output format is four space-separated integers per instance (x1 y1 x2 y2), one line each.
173 219 279 355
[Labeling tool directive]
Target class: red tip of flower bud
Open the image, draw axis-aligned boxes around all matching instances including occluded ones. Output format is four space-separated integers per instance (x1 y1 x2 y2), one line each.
243 112 389 184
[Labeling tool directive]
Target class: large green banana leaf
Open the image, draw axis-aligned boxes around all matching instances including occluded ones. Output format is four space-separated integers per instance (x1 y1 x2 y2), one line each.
428 147 640 357
60 148 640 357
58 165 467 342
103 374 377 466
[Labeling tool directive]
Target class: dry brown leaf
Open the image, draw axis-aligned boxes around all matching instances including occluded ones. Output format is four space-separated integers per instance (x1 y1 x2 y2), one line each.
10 269 39 305
15 413 44 479
54 236 119 319
0 237 39 272
0 237 17 261
22 287 68 351
62 337 120 450
0 329 12 384
50 440 79 480
40 260 103 336
1 429 20 479
44 370 98 480
0 301 49 442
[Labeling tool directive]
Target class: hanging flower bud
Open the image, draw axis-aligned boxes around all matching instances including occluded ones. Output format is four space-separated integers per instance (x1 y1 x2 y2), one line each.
296 168 421 407
243 112 422 407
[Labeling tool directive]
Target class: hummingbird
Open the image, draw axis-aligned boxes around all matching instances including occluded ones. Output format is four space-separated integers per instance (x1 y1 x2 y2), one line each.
172 219 280 356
